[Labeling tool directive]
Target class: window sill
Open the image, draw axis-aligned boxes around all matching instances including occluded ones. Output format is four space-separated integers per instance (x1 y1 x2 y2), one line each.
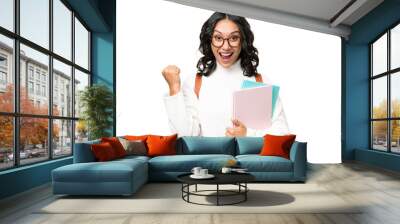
0 156 72 176
355 148 400 172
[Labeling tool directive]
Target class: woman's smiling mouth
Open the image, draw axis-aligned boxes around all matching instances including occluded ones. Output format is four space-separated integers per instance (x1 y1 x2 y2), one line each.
219 52 234 61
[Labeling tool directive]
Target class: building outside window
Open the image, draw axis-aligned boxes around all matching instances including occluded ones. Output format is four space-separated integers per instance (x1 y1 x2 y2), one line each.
42 85 46 97
54 88 58 103
35 83 40 95
61 80 64 91
0 54 7 90
28 81 34 94
29 66 34 79
42 73 47 82
0 71 6 84
35 70 40 81
0 54 6 67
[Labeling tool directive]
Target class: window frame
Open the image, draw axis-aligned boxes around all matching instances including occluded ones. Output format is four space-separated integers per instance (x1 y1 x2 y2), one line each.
370 20 400 154
0 53 7 68
0 0 92 171
0 53 8 89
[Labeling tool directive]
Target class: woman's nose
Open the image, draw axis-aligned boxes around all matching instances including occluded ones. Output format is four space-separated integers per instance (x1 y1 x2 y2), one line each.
222 40 231 50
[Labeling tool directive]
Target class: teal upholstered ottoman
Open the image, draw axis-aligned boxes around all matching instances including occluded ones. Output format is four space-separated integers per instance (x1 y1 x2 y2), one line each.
52 156 148 196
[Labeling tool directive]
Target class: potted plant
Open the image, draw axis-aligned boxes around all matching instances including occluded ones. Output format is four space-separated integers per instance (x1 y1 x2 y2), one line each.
79 84 114 140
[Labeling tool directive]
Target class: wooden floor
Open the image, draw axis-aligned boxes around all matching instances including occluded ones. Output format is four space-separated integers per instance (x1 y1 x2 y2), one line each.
1 162 400 224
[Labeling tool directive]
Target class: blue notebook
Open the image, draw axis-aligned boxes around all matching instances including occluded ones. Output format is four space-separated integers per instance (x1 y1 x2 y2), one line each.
241 80 280 116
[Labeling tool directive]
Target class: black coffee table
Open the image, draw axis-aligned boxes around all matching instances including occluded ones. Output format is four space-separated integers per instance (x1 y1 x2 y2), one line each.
177 172 255 206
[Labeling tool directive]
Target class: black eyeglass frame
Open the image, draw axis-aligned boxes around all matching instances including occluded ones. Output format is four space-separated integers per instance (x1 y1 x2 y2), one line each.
211 33 241 48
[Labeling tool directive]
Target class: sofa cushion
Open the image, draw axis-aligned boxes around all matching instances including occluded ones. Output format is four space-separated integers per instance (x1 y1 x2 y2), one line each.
148 154 235 172
147 134 178 157
260 134 296 159
124 135 149 141
236 155 293 172
101 137 127 158
53 158 147 183
177 137 236 155
91 142 118 161
118 138 148 156
236 137 263 155
115 155 150 163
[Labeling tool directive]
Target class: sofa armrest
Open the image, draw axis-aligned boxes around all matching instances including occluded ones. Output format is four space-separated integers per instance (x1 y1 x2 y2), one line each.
73 140 100 163
289 141 307 181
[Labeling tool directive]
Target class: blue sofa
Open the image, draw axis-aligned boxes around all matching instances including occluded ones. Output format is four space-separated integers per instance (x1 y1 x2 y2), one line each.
52 137 307 196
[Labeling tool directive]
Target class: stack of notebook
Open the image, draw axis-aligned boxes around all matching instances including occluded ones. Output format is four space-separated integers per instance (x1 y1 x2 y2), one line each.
232 80 280 130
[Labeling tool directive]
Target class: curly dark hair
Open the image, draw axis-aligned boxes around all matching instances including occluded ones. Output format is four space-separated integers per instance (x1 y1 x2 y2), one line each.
197 12 259 77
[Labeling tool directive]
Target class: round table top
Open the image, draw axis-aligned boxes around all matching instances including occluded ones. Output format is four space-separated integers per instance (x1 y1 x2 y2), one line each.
177 172 255 185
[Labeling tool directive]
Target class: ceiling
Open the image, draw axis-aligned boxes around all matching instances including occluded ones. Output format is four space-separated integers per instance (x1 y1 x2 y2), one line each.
166 0 384 39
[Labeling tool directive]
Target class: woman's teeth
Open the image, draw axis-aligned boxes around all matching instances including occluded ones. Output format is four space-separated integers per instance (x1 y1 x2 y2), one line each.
220 52 233 60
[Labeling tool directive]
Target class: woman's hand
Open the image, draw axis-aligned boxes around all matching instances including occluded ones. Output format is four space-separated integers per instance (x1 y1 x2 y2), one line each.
162 65 181 96
225 119 247 137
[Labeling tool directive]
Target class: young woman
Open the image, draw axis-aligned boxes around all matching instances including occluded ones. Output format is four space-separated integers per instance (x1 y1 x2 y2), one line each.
162 12 289 137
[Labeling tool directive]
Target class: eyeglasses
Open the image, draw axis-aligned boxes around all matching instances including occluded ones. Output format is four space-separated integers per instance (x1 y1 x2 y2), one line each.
211 34 241 48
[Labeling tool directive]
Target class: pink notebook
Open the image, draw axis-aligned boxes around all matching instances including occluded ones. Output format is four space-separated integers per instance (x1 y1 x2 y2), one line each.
232 86 272 130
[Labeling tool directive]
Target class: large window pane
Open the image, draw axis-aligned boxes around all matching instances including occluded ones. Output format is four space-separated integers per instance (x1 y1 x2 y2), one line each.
53 0 72 60
0 0 93 168
372 121 388 151
20 0 49 49
391 120 400 153
372 33 387 76
74 18 89 70
53 59 72 117
20 117 49 165
392 24 400 70
74 69 89 118
20 44 49 115
0 116 13 170
0 34 14 112
372 77 387 119
0 0 14 31
53 119 72 157
391 72 400 117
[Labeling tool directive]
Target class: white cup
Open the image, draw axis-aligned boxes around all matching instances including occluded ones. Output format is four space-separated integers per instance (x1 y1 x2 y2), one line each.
200 169 208 176
191 167 202 176
221 167 232 174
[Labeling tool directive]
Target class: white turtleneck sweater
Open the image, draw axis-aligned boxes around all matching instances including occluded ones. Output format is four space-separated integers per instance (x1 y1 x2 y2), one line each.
163 60 289 137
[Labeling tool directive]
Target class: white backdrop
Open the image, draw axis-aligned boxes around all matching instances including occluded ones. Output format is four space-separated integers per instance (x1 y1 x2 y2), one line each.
116 0 342 163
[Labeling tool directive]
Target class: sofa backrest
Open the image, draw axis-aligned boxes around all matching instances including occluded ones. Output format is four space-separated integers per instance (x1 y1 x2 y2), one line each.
176 136 236 155
73 139 100 163
75 136 303 160
235 137 264 155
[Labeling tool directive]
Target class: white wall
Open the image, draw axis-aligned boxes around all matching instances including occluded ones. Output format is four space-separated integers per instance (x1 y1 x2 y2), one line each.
116 0 342 163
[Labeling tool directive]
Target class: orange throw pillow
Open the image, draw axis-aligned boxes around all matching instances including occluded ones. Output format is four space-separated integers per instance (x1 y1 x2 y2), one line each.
101 137 127 158
91 142 117 161
146 134 178 157
124 135 148 141
260 134 296 159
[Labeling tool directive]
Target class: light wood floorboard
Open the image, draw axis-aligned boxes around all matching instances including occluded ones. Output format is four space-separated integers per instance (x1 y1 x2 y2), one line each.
1 162 400 224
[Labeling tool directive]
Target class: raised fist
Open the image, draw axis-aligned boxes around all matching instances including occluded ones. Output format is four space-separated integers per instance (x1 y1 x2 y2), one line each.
162 65 181 95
